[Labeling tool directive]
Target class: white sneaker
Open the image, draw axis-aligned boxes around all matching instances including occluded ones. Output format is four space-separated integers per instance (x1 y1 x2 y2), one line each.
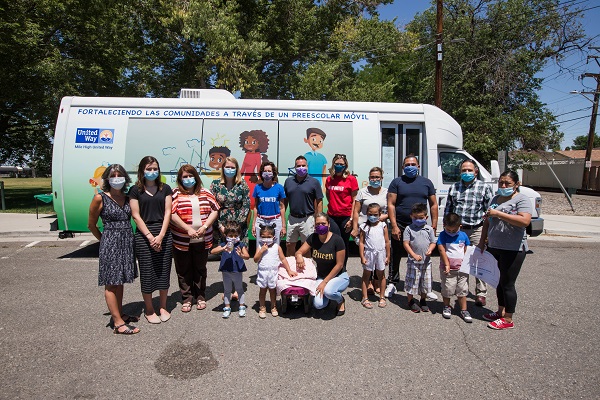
238 305 247 317
384 283 396 298
426 292 438 301
442 306 452 319
222 307 231 319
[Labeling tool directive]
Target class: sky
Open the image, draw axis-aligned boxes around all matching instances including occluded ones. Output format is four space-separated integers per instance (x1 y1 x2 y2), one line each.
377 0 600 149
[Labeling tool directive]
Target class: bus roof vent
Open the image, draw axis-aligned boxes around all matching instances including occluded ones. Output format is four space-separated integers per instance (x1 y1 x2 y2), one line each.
179 89 235 100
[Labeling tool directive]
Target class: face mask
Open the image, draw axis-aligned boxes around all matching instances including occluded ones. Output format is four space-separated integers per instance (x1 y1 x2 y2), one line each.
262 172 274 181
226 236 240 244
461 172 475 183
144 170 159 181
444 229 459 237
109 177 126 190
315 224 329 235
497 187 514 197
260 237 274 246
224 167 236 178
369 180 381 188
403 166 418 178
295 167 308 177
182 177 196 188
412 218 427 227
334 164 346 173
367 215 379 224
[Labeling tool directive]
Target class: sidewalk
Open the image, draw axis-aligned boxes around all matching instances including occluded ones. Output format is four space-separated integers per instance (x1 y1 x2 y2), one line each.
1 213 599 239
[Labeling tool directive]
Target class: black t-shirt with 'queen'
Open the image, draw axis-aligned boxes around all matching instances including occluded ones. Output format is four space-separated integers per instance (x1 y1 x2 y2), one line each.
306 233 346 279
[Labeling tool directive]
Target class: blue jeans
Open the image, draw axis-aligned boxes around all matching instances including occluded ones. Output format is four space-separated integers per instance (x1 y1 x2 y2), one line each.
313 272 350 309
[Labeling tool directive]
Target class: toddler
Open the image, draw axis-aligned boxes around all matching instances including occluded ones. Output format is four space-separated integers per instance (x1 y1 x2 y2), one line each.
437 213 472 323
253 224 296 318
403 203 436 313
211 221 249 318
359 203 390 308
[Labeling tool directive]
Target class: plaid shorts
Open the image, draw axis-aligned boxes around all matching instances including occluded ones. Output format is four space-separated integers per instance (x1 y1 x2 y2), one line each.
404 259 432 295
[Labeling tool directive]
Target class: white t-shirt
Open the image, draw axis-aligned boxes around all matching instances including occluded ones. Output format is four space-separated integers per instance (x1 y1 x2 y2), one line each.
355 187 388 225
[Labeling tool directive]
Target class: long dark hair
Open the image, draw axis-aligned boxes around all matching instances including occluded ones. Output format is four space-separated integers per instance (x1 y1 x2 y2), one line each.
136 155 164 191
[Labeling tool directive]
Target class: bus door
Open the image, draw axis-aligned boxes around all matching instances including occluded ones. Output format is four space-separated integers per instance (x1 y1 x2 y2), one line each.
380 123 423 185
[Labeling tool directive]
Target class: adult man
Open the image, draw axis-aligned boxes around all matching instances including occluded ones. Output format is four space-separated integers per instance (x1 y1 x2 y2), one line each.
387 155 438 297
444 159 493 306
284 155 324 256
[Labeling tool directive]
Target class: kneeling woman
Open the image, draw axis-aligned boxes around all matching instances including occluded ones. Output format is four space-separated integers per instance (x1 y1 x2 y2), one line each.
295 213 349 316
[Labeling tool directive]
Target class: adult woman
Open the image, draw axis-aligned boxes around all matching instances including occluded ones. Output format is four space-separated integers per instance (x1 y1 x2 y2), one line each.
130 156 173 324
295 213 349 315
325 154 358 266
170 165 220 313
478 171 532 330
351 166 388 294
88 164 139 334
209 157 251 245
252 161 286 242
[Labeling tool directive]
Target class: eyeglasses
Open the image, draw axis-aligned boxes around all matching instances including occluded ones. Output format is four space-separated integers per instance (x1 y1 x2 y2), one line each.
334 154 347 159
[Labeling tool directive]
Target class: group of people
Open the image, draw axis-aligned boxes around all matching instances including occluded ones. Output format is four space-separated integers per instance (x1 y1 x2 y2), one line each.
89 153 532 335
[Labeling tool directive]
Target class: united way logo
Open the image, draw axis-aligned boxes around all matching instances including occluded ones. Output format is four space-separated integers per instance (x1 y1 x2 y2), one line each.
75 128 114 144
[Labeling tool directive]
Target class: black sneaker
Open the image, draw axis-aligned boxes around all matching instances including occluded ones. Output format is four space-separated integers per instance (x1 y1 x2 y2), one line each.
419 298 429 312
409 298 421 313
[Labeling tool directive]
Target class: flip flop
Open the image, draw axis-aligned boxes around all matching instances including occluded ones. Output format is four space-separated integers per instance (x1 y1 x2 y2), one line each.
361 298 373 309
196 300 207 310
181 302 192 313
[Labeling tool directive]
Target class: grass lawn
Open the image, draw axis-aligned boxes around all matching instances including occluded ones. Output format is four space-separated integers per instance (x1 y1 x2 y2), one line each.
0 177 55 214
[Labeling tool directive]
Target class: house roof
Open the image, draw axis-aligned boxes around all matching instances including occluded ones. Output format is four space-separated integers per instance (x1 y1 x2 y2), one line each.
556 149 600 161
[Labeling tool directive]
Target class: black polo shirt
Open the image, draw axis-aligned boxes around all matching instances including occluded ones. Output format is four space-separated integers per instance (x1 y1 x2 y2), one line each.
284 175 323 217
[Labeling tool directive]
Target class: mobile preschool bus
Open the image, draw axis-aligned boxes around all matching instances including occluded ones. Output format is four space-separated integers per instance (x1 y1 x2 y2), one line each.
51 89 543 236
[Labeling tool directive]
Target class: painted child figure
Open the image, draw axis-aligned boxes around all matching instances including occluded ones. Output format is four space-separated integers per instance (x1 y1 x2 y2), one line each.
253 224 297 319
359 203 390 309
437 212 472 323
211 221 250 318
403 203 437 313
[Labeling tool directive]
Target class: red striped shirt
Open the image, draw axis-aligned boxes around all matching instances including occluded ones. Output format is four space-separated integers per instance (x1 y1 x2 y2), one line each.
170 188 220 251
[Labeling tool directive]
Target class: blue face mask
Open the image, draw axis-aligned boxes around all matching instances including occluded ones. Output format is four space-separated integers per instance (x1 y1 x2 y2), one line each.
404 166 418 178
144 171 159 181
369 180 381 188
497 187 514 197
367 215 379 224
412 218 427 227
461 172 475 183
334 164 346 173
224 167 236 178
182 177 196 188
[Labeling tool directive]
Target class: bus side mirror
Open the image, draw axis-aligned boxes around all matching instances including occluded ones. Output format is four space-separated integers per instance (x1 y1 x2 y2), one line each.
490 160 500 180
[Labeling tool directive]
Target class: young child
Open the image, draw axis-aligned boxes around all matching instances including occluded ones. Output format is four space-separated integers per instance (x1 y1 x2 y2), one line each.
403 203 437 313
253 224 297 319
211 221 250 318
437 213 472 323
359 203 390 309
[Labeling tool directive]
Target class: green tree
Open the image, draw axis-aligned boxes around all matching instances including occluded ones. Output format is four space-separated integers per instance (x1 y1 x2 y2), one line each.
571 133 600 150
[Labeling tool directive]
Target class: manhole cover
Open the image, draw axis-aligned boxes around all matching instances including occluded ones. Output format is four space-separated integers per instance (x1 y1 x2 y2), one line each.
155 339 218 380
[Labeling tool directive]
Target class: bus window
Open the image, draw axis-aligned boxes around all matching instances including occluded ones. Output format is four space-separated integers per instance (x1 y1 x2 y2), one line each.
440 152 469 184
406 128 421 160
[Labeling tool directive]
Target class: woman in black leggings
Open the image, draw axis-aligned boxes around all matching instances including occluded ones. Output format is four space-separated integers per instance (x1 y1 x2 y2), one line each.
478 171 532 330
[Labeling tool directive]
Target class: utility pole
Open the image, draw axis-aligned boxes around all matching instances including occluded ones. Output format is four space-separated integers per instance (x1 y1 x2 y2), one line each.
434 0 443 108
581 73 600 190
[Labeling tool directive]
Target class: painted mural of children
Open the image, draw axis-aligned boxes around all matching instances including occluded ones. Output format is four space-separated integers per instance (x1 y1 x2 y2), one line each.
303 128 327 185
240 130 270 209
208 146 231 170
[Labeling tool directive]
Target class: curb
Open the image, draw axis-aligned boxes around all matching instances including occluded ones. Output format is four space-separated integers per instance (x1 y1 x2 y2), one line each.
542 229 600 238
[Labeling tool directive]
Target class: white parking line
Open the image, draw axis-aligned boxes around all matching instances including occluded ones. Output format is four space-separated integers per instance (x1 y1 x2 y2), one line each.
25 241 40 248
80 240 91 247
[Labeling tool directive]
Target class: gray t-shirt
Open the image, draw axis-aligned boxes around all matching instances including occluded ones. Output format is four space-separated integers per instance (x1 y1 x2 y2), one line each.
487 193 533 251
355 186 388 225
403 224 436 262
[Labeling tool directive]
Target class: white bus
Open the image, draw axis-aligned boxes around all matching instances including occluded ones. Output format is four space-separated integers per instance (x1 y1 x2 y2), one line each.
51 89 543 236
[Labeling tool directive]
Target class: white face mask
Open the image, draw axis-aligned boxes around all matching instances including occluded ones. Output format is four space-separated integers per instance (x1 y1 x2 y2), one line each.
260 237 274 246
109 177 126 190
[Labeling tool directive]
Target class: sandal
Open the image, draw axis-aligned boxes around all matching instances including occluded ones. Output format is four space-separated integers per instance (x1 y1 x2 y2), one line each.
336 297 346 316
196 300 207 310
378 298 387 308
114 323 139 335
361 298 373 309
181 302 192 313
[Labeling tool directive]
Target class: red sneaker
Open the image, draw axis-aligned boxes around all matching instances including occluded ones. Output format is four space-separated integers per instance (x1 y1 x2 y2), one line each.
483 311 502 321
488 318 514 330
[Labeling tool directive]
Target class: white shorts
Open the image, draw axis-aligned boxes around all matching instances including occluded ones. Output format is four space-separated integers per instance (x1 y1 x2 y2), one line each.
256 267 278 289
286 215 315 243
362 249 386 272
